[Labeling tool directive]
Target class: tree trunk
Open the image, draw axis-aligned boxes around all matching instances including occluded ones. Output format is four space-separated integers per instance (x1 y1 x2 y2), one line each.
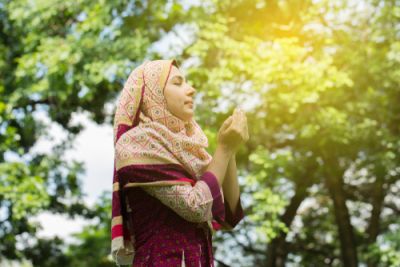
325 171 358 267
266 181 309 267
366 175 385 267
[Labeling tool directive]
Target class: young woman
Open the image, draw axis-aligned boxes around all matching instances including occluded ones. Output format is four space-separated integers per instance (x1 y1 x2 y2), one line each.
111 59 248 267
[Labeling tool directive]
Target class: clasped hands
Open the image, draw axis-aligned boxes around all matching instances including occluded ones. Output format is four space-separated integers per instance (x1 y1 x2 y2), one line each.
217 108 249 154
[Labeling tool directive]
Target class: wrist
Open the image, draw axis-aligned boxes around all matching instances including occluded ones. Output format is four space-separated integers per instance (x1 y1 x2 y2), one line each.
216 143 235 157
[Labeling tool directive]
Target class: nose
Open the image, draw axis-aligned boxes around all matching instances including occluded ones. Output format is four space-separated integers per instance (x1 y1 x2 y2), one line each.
187 84 196 96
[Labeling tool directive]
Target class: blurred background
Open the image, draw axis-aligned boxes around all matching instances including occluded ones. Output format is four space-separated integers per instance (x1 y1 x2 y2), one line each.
1 0 399 266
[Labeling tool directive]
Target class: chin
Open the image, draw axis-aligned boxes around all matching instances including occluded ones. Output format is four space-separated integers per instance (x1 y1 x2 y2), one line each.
182 107 194 121
182 113 194 122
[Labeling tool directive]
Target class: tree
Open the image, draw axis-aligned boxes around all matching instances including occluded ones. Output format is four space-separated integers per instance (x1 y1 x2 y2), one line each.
0 0 206 264
181 0 400 266
2 0 399 266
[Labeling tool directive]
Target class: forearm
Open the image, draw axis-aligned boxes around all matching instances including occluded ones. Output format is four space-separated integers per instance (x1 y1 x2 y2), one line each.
205 144 234 187
222 154 240 213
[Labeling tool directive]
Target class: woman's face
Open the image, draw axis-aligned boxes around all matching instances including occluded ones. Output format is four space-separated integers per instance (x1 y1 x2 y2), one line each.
164 65 196 122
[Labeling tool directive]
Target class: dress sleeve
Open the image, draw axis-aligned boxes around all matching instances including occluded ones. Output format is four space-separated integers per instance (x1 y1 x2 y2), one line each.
219 195 245 231
201 172 245 230
142 171 225 223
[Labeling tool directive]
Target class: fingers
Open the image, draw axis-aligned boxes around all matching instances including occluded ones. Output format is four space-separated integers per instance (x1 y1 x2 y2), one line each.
220 116 233 132
234 107 245 115
243 122 249 142
233 108 247 127
232 108 249 142
221 108 249 141
234 108 246 121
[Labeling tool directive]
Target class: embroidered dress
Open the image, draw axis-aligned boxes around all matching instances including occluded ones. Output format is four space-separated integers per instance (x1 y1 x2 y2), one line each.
126 169 244 267
111 59 244 266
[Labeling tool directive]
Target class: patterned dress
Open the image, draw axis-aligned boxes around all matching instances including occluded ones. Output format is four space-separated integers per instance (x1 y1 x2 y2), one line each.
125 171 244 267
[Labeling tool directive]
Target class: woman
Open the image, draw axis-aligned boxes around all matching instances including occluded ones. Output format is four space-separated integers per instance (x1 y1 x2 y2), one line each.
111 59 248 267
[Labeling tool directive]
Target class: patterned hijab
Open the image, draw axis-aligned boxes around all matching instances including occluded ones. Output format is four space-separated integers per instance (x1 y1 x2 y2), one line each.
111 59 213 265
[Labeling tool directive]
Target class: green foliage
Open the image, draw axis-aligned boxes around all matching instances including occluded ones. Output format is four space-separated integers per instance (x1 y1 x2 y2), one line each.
0 0 199 263
1 0 399 266
184 0 400 265
0 162 49 220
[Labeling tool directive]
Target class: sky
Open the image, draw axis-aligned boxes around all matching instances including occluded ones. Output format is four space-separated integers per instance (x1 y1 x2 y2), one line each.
30 110 114 243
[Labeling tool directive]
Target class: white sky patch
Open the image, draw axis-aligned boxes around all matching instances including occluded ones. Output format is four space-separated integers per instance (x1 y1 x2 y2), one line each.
65 111 114 206
30 212 92 244
30 110 113 241
149 23 197 58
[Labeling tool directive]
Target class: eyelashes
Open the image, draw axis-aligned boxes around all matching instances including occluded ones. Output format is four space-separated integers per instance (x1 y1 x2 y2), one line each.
172 76 184 86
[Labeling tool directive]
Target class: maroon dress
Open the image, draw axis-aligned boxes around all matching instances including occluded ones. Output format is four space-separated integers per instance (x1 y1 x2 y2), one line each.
125 171 245 267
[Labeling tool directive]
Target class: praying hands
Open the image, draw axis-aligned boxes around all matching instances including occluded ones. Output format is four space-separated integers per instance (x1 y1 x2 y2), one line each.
206 108 249 187
217 108 249 153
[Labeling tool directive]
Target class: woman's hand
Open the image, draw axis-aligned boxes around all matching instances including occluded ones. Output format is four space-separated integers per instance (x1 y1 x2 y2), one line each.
206 108 249 186
217 108 249 153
